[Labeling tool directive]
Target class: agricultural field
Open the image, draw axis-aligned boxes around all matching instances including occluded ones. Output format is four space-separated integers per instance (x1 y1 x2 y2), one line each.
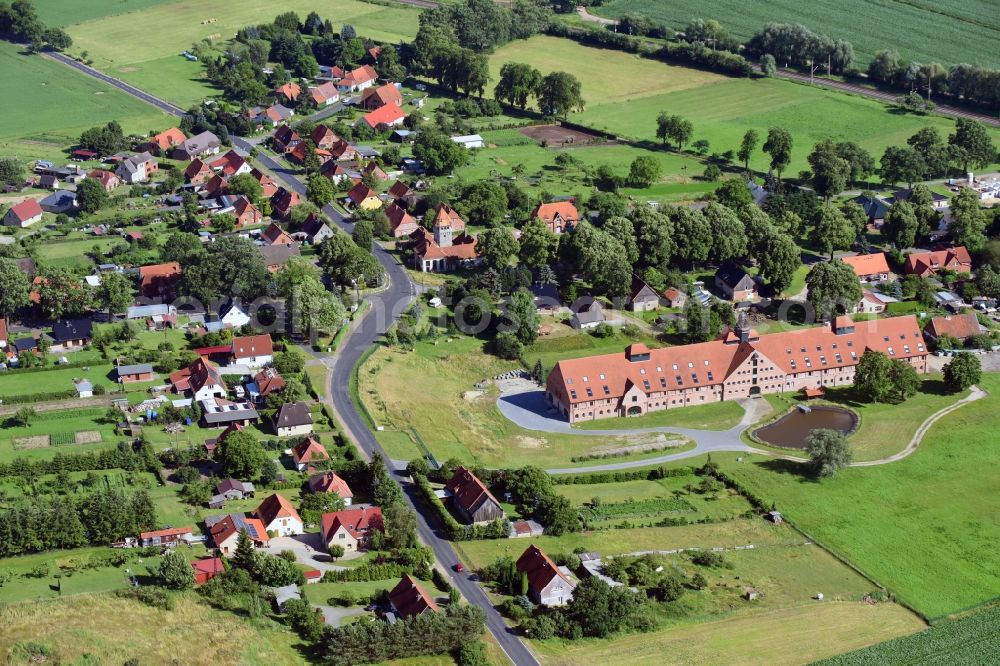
587 0 1000 69
62 0 423 107
34 0 176 27
816 604 1000 666
0 407 121 463
0 42 170 164
488 36 1000 175
359 333 700 469
0 592 305 665
717 373 1000 619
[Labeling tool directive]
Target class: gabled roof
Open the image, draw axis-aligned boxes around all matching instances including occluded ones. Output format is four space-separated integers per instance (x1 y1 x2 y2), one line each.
715 262 755 290
841 253 890 277
210 150 248 176
432 203 465 231
254 367 286 396
320 506 383 542
275 402 313 428
342 64 377 86
271 187 301 212
389 575 440 618
388 180 411 200
516 544 574 596
630 276 658 302
904 247 972 275
177 131 220 156
209 513 269 545
259 243 301 269
926 313 983 340
51 318 93 343
261 222 293 245
310 81 339 105
361 83 402 108
273 125 300 147
385 202 418 236
266 104 294 123
6 198 43 222
184 159 212 180
533 201 578 224
232 334 273 359
361 103 405 129
88 169 119 187
308 471 354 497
191 557 225 577
255 493 302 527
311 124 338 147
140 526 192 540
446 467 501 518
150 127 187 150
274 81 301 101
347 182 378 205
139 262 181 293
292 437 328 464
216 477 253 495
0 318 7 344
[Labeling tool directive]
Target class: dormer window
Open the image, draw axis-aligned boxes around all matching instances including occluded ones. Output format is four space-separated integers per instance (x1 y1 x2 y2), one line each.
643 380 651 391
640 368 646 375
566 378 573 385
672 364 678 370
586 387 593 397
599 373 606 380
687 362 694 368
570 390 577 399
582 376 589 382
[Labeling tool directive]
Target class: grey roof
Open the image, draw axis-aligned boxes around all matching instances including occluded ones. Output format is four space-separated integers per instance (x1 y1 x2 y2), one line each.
13 337 37 352
272 584 301 608
573 301 605 325
76 380 93 392
851 194 890 220
274 402 312 428
127 304 174 319
116 363 153 376
40 189 77 210
202 402 259 425
51 318 93 343
178 131 221 156
258 243 300 267
715 262 755 290
217 478 255 495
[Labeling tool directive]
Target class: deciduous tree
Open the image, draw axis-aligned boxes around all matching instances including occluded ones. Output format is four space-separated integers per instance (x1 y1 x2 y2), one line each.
805 260 861 319
944 352 982 392
806 429 851 478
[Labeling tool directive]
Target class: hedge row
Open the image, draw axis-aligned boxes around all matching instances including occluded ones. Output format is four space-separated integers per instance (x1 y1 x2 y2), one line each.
412 473 509 541
553 465 697 485
1 389 80 405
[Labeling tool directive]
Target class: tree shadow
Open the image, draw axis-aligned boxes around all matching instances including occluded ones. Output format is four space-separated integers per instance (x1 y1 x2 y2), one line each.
754 457 818 483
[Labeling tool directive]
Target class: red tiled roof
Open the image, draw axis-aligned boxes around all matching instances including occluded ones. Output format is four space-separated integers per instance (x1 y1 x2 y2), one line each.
388 180 411 200
7 198 43 223
184 159 211 180
321 506 383 542
210 150 247 176
140 526 192 540
308 471 354 497
191 557 225 577
926 313 983 340
311 124 338 147
292 437 329 465
210 515 269 545
347 182 378 205
275 82 301 101
361 83 402 109
446 467 501 518
254 367 286 396
385 202 418 237
533 201 578 225
150 127 187 150
0 318 7 344
549 315 928 406
87 169 119 188
310 81 339 105
262 222 293 245
516 544 572 597
231 334 273 359
139 262 181 296
841 253 890 277
904 247 972 276
361 103 405 129
432 203 465 231
342 65 377 87
255 493 302 527
389 574 440 618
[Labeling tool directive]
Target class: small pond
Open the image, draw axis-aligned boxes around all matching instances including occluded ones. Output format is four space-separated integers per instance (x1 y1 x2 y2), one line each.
753 405 857 449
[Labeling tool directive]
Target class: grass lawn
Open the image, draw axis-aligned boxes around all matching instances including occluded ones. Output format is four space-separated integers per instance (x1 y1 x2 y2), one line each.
0 407 121 463
715 375 1000 619
0 364 117 398
64 0 422 106
35 0 176 27
0 41 169 163
758 376 968 461
0 591 306 665
360 334 698 468
587 0 1000 69
532 602 923 666
523 319 660 371
305 363 328 400
572 399 743 432
488 36 1000 176
34 235 125 270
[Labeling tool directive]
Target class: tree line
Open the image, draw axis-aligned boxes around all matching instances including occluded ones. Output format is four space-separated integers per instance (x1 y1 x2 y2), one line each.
0 0 72 51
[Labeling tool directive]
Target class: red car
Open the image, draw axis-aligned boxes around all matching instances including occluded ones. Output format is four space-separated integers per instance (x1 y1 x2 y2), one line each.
452 562 464 573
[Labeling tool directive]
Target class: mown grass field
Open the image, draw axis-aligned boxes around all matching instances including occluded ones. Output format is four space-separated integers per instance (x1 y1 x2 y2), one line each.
0 41 169 162
63 0 422 107
717 374 1000 619
588 0 1000 69
359 333 700 468
0 592 306 665
759 376 968 461
488 36 1000 175
0 407 120 463
35 0 175 27
572 400 743 432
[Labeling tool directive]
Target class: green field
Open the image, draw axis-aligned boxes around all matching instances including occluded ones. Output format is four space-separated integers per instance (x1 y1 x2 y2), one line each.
718 373 1000 619
816 604 1000 665
64 0 422 107
572 400 743 432
0 41 169 163
35 0 175 27
588 0 1000 69
488 36 1000 175
0 407 121 463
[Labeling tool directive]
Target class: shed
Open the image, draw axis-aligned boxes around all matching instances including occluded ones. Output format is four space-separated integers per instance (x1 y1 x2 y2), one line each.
75 379 93 398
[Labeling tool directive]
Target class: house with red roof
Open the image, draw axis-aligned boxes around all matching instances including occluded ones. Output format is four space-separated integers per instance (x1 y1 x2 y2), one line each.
0 318 7 350
532 201 578 234
170 357 228 402
546 314 929 424
264 104 294 126
516 544 576 606
291 436 328 471
388 180 411 200
288 142 333 165
904 247 972 277
147 127 187 153
192 557 225 585
410 206 478 272
138 262 181 299
140 526 192 547
841 253 891 282
274 81 301 104
308 471 354 504
360 83 402 110
210 514 269 555
337 65 378 92
255 493 303 536
321 507 383 552
359 103 406 130
271 187 302 219
385 202 419 238
210 150 251 177
346 182 381 210
252 168 278 198
446 467 505 525
924 313 985 345
389 575 440 619
327 139 356 161
87 169 121 192
203 173 227 197
261 222 293 245
311 125 339 150
232 196 262 227
250 367 285 403
231 334 273 368
310 81 340 107
272 126 301 154
3 198 43 228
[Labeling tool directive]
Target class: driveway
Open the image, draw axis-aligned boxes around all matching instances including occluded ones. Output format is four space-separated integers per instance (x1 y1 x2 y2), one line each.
496 389 761 473
269 533 362 572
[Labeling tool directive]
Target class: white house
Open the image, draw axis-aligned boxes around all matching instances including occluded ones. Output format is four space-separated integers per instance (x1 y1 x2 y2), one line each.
231 335 273 369
220 302 251 329
115 152 158 184
273 402 313 438
254 493 304 537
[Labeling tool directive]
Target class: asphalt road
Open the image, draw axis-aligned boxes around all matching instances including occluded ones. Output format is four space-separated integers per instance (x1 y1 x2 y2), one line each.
44 50 538 666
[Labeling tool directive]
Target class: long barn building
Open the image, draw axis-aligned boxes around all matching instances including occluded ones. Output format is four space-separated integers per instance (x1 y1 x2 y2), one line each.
546 315 928 424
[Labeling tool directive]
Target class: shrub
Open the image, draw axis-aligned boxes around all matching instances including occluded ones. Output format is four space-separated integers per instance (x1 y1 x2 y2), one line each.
691 550 727 568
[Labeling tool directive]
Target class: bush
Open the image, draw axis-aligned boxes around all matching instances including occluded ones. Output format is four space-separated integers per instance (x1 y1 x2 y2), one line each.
691 550 727 568
116 586 174 610
590 322 614 338
703 164 722 181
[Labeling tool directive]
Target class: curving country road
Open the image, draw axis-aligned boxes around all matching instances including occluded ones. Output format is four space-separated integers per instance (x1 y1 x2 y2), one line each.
44 51 538 666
